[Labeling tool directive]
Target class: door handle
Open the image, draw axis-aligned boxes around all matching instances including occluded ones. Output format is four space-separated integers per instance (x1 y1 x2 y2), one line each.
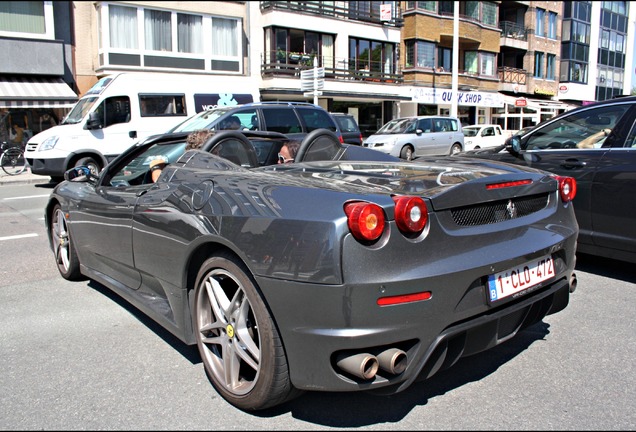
560 159 587 169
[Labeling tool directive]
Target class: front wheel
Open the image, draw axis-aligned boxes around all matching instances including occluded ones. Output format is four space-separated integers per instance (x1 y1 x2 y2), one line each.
75 157 101 176
399 145 414 161
1 147 27 175
50 204 83 280
193 254 298 411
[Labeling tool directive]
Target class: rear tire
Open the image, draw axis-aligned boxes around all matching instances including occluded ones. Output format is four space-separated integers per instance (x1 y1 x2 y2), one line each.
50 204 83 281
193 253 299 411
450 143 462 155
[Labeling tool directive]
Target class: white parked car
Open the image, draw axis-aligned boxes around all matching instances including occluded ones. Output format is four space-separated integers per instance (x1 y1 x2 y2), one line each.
462 124 506 151
363 116 464 160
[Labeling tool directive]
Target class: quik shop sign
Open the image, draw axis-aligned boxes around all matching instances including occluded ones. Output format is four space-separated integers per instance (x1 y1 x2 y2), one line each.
410 88 504 108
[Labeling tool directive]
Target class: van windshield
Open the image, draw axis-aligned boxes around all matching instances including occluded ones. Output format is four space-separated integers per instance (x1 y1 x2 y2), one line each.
169 107 236 132
377 118 417 134
62 97 99 125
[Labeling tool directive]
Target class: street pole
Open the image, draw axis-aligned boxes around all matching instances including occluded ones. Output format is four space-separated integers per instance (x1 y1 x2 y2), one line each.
314 56 318 105
451 1 459 118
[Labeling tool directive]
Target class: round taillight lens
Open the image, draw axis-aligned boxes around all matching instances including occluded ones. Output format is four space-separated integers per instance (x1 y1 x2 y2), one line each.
556 176 577 203
393 196 428 234
344 201 385 242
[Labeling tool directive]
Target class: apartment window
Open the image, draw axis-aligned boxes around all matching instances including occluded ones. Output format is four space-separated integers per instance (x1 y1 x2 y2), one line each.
482 2 497 26
0 1 50 36
212 17 238 56
548 12 557 39
270 27 336 67
109 4 138 49
145 9 171 51
536 8 545 37
407 1 436 12
178 14 203 54
466 2 479 20
546 54 556 80
534 52 544 78
465 51 478 74
406 40 435 68
99 3 243 73
438 47 452 71
481 52 495 76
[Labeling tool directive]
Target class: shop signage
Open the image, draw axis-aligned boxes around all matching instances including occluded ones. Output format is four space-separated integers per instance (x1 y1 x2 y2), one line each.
515 98 527 107
559 85 568 94
409 87 504 107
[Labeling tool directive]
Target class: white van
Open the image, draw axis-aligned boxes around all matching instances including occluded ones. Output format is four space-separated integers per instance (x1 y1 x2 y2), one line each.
24 72 260 181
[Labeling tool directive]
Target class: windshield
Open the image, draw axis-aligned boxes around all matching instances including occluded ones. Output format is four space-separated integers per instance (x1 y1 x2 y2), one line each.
169 107 236 132
62 97 99 125
462 127 480 137
376 118 417 134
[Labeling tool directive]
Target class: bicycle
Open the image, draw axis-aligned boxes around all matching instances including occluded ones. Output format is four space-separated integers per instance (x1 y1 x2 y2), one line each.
0 141 28 176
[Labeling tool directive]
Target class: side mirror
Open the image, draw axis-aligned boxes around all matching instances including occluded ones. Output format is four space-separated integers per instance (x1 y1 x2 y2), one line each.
85 112 103 130
415 128 423 135
64 166 97 183
505 135 522 156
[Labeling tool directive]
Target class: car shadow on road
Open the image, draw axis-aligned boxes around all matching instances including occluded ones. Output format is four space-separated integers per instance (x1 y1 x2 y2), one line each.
87 277 550 424
86 280 201 363
575 253 636 284
257 321 551 424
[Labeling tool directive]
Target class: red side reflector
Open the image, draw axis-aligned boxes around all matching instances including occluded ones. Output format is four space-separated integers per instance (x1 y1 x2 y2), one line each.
377 291 432 306
486 179 532 190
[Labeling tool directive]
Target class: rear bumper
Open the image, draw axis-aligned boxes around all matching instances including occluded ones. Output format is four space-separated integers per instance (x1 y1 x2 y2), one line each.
256 237 576 393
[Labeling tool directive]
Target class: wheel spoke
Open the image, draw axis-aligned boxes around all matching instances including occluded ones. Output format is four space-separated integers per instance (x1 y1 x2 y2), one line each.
233 295 260 370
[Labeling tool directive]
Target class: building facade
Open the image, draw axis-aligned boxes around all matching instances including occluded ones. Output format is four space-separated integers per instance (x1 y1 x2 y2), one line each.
0 1 77 144
2 1 635 141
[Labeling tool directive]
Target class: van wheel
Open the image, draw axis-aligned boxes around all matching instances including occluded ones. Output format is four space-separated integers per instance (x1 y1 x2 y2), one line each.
450 143 462 155
75 157 100 176
400 145 414 161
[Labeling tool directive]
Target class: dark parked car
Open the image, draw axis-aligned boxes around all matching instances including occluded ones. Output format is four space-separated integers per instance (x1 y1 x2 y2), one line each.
45 129 579 411
458 96 636 264
330 112 363 145
169 101 342 143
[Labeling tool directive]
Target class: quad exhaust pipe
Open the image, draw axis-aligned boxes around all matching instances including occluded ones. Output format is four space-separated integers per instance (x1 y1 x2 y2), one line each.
336 348 407 380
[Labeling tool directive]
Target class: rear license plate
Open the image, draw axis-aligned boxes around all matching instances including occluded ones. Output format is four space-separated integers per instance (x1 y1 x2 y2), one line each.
487 255 555 303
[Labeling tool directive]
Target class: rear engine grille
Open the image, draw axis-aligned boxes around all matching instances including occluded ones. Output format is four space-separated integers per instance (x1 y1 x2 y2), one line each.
451 193 549 226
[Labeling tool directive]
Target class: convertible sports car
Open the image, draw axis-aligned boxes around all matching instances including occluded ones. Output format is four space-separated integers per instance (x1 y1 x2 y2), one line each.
45 128 579 411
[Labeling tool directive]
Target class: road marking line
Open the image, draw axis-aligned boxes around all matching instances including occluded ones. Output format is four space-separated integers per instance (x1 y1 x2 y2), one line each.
2 194 50 200
0 233 39 241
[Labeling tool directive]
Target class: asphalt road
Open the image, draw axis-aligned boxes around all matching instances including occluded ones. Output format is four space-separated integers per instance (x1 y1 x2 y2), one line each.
1 179 635 430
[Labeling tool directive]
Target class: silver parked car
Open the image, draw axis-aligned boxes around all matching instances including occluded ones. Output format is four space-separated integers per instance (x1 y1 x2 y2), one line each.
363 115 464 160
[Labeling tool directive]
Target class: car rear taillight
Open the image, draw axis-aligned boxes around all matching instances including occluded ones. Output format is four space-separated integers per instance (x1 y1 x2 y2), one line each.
339 135 344 143
392 196 428 235
344 201 385 242
555 175 577 203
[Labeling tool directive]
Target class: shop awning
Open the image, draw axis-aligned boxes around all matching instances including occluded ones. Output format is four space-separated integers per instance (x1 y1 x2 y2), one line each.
0 77 78 108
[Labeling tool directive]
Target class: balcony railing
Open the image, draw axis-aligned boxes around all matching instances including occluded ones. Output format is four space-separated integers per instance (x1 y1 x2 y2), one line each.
260 1 403 27
261 51 403 84
498 66 527 85
499 21 528 41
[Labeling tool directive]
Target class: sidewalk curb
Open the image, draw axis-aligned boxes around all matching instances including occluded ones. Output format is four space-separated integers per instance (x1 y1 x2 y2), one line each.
0 170 55 186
